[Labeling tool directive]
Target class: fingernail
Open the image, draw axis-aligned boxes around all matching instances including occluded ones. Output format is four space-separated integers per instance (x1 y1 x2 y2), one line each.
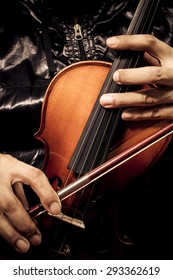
50 201 60 215
15 239 30 253
106 37 119 46
122 111 133 119
113 71 120 83
100 94 113 106
29 233 41 246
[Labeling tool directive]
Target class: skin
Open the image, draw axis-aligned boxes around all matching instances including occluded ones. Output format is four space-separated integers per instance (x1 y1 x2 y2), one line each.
0 34 173 254
100 34 173 121
0 154 61 253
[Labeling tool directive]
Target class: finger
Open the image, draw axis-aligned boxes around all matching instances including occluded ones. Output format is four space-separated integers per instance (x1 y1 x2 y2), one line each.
19 167 61 215
106 34 173 63
121 105 173 121
112 67 173 86
100 87 173 108
13 182 29 210
0 209 30 253
0 186 42 247
2 155 61 215
0 185 42 238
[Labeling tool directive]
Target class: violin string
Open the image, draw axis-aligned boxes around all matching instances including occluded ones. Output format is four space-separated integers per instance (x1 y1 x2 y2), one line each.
80 0 160 173
62 0 159 187
74 2 161 225
51 0 161 253
52 0 158 253
67 0 157 177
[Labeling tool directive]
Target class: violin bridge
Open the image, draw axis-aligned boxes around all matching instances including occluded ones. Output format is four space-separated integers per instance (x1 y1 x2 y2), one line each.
48 212 85 229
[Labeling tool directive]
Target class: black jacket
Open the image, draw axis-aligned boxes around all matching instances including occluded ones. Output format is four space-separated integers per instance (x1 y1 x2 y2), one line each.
1 0 173 259
1 0 173 167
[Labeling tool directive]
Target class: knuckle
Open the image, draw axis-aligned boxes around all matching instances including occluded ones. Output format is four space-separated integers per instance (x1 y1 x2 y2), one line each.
0 154 14 165
151 108 161 118
29 167 45 182
146 34 157 47
144 94 154 104
153 68 163 83
19 222 37 237
0 197 17 214
143 93 157 105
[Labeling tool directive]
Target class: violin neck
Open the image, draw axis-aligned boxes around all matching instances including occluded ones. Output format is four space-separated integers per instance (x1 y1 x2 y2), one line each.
110 0 161 76
127 0 161 35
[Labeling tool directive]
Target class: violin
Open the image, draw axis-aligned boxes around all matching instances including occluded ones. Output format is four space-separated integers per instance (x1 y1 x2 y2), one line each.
27 0 173 258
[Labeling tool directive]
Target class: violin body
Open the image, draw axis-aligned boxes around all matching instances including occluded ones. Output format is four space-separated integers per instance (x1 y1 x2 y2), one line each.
37 60 170 192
